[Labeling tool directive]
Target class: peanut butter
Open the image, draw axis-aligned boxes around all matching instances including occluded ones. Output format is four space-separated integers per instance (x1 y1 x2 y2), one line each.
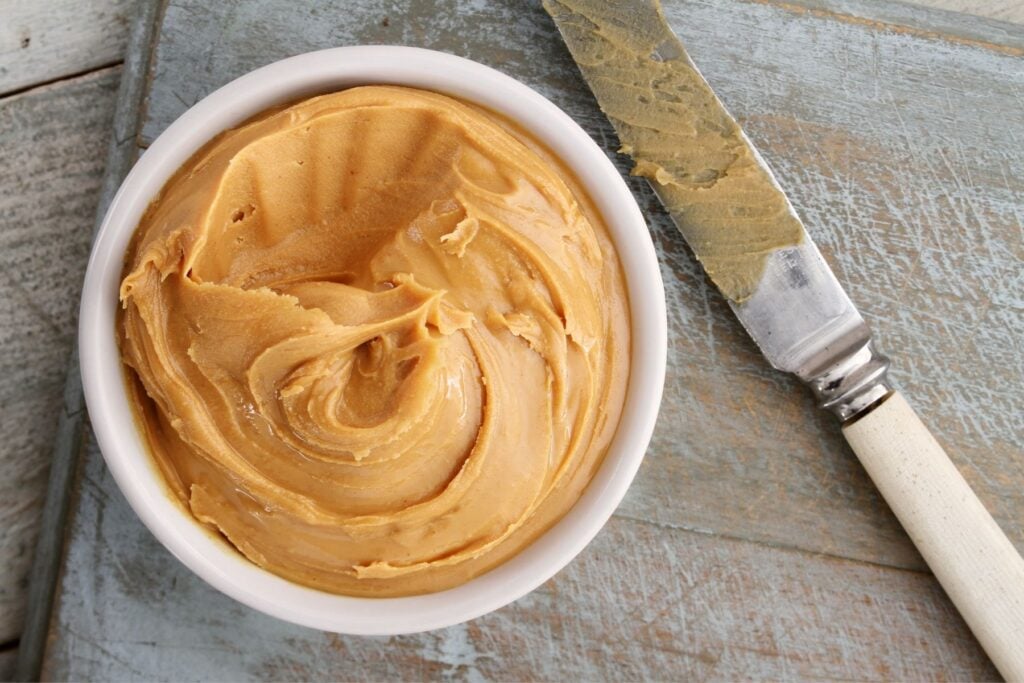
119 86 630 596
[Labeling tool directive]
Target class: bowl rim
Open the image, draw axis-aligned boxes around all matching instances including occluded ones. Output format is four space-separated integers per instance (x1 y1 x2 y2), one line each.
79 45 667 635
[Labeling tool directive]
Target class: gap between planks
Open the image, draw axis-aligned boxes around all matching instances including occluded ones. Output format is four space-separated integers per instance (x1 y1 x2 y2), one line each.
0 61 124 102
613 511 935 578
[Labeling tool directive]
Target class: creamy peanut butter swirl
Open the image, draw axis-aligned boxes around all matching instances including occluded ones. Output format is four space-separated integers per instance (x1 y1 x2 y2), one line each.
119 86 630 596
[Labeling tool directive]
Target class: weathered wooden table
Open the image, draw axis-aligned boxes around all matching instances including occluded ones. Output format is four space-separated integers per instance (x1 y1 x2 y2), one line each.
0 0 136 675
5 0 1023 679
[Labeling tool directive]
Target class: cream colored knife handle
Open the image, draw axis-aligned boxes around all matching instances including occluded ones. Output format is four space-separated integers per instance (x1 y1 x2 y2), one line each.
843 391 1024 680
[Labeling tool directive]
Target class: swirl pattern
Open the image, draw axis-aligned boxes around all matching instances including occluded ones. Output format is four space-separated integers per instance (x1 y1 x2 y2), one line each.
119 86 630 595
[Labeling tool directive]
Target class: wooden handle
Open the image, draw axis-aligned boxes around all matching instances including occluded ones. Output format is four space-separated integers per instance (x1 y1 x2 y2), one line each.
843 391 1024 680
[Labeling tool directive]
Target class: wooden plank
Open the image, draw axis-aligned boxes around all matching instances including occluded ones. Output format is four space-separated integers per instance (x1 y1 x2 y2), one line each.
0 0 136 96
135 0 1024 572
42 436 999 681
12 1 166 678
38 0 1024 678
0 67 121 645
1 0 139 648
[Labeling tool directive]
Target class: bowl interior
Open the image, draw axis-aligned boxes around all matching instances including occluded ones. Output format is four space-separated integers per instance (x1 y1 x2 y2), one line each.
80 46 667 635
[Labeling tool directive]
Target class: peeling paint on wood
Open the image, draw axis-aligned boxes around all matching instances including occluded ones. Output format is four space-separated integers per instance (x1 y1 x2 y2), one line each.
33 0 1024 679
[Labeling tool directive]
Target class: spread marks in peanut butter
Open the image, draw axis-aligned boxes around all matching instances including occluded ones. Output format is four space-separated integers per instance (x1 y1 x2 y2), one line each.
119 86 630 596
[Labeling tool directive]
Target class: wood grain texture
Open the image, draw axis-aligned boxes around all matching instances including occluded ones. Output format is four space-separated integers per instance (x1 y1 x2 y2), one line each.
0 68 120 644
43 435 999 682
38 0 1024 679
0 0 135 96
13 4 165 679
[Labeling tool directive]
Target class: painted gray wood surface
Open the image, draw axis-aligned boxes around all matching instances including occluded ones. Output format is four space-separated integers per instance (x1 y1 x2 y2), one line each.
0 1 140 668
781 0 1024 52
8 0 153 676
0 0 134 96
42 435 999 681
0 67 121 645
34 0 1024 679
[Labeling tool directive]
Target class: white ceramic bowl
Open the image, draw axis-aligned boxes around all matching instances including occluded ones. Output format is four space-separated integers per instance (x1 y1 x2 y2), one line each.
79 46 667 635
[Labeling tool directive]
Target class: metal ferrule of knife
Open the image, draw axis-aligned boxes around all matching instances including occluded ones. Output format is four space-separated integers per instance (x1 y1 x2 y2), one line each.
714 212 894 425
679 128 896 426
643 161 893 424
805 339 891 422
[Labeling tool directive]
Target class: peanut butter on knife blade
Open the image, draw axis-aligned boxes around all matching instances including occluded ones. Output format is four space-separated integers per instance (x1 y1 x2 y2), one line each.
119 86 630 596
544 0 803 302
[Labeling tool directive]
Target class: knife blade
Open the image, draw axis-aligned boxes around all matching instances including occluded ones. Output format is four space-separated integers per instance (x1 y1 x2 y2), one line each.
545 0 1024 677
545 0 887 420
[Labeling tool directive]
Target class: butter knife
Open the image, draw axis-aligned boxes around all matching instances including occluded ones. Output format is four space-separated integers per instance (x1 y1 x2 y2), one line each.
545 0 1024 677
